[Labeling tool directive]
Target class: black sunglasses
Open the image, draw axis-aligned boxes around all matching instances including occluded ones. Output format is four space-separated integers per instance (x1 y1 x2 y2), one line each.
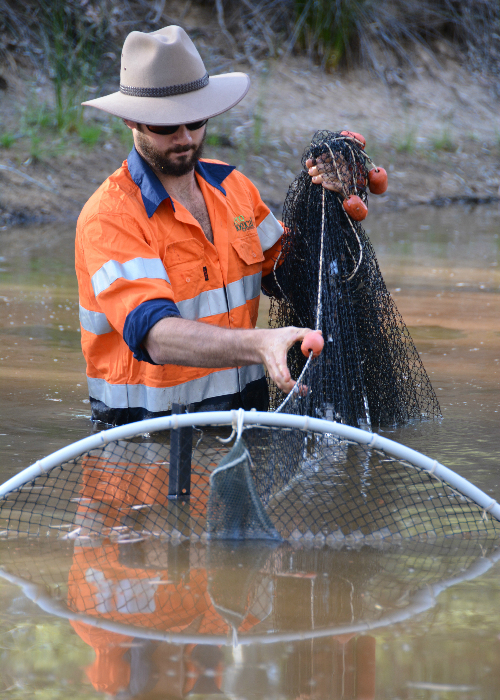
144 119 208 136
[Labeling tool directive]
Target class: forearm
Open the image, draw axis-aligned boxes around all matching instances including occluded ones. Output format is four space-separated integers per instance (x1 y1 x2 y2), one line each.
145 317 265 368
144 316 312 394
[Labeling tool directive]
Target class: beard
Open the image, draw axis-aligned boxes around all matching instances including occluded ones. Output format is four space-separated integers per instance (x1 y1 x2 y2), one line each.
135 128 206 177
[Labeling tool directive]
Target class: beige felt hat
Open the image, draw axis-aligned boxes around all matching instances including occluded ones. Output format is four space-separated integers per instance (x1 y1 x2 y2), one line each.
82 26 250 125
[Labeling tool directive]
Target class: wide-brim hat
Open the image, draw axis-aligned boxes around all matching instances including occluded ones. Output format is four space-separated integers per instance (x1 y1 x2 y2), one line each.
82 25 250 125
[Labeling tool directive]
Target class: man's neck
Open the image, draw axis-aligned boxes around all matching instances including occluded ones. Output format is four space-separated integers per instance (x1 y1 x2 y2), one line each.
156 167 200 204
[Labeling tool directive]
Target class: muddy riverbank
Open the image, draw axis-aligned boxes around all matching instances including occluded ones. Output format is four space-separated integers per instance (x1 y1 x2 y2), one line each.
1 43 499 227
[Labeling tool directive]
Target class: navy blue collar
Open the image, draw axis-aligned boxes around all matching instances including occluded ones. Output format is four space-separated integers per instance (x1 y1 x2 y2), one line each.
127 146 235 218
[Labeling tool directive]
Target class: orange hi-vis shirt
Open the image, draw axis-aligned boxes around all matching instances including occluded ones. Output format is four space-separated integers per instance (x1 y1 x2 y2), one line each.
76 147 284 424
68 541 269 696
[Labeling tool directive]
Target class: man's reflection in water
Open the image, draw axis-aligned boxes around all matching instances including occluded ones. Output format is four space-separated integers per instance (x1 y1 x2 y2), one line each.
67 489 274 699
66 526 376 698
66 450 376 699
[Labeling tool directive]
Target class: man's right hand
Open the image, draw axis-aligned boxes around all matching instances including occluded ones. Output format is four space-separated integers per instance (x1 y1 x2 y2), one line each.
252 326 313 394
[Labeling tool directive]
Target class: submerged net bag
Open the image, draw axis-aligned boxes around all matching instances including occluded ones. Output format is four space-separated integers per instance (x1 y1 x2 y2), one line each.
1 411 499 543
206 432 280 541
267 129 441 427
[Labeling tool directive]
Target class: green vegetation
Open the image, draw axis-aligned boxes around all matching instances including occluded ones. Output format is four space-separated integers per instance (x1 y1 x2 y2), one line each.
0 131 16 148
1 0 499 86
292 0 367 69
5 91 108 162
0 0 497 166
1 0 114 152
430 127 458 153
394 123 418 154
220 0 500 82
77 122 102 147
35 0 110 132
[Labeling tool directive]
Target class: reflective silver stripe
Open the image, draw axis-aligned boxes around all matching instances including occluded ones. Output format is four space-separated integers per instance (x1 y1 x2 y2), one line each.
226 272 262 310
176 272 262 321
91 258 170 297
243 271 262 302
87 364 265 412
238 363 266 386
176 287 228 321
79 304 113 335
257 212 283 251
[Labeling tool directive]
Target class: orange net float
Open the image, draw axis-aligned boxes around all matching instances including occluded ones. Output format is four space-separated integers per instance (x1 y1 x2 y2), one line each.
368 167 388 194
343 194 368 221
301 331 324 358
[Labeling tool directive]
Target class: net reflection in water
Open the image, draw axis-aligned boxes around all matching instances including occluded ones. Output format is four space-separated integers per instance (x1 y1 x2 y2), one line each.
1 536 499 643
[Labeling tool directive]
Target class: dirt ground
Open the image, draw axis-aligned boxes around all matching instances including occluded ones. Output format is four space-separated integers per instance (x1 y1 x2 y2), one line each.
1 36 499 227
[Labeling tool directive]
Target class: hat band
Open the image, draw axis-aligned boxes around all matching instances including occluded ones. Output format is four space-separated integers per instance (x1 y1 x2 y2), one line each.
120 72 209 98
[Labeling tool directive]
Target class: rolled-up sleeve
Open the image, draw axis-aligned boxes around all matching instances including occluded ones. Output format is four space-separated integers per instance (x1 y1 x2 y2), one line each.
123 298 180 363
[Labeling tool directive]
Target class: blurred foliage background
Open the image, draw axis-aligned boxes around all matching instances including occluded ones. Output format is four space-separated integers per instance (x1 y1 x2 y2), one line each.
1 0 499 103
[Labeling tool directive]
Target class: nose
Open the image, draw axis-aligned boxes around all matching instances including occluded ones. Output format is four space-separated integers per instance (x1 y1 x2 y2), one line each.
172 124 193 145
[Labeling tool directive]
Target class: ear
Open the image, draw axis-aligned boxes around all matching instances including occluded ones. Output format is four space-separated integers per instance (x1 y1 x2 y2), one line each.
123 119 139 130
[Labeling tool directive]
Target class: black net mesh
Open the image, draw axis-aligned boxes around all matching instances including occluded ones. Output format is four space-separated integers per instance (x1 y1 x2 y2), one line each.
1 422 498 543
267 130 441 427
206 437 281 541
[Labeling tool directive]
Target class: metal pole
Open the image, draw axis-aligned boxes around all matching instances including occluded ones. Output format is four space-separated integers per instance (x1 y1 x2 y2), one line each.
168 403 192 498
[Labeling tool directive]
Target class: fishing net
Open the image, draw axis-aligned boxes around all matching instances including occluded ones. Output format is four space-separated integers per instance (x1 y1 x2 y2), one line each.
266 129 441 427
1 411 499 543
206 434 280 541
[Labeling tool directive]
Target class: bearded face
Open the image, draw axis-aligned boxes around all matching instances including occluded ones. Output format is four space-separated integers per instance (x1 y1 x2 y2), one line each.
135 125 206 177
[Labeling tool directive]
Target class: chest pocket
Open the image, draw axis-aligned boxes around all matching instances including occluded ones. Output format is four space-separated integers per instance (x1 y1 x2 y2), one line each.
164 238 205 300
231 233 265 267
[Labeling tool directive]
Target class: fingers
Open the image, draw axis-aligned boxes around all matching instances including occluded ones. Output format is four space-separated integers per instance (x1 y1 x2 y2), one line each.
307 158 344 193
260 327 315 394
307 163 325 186
267 330 297 394
265 350 295 394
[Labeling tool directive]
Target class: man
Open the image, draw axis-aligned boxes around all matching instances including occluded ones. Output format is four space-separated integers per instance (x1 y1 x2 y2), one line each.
76 25 313 426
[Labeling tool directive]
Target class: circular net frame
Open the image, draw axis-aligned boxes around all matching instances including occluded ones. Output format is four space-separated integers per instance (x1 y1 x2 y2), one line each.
1 423 499 544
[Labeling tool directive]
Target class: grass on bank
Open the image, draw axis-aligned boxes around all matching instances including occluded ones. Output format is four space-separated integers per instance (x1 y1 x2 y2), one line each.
0 97 263 168
0 97 481 178
394 124 419 155
0 94 134 166
430 128 458 153
0 0 498 170
0 132 16 148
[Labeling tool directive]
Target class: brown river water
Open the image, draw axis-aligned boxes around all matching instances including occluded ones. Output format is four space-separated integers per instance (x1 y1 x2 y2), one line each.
0 203 499 699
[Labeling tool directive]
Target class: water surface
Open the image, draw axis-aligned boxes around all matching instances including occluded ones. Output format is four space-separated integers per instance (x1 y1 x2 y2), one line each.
0 203 499 698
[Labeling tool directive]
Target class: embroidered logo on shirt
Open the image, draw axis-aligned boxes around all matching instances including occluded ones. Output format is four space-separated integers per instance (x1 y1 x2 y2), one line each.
233 214 255 232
